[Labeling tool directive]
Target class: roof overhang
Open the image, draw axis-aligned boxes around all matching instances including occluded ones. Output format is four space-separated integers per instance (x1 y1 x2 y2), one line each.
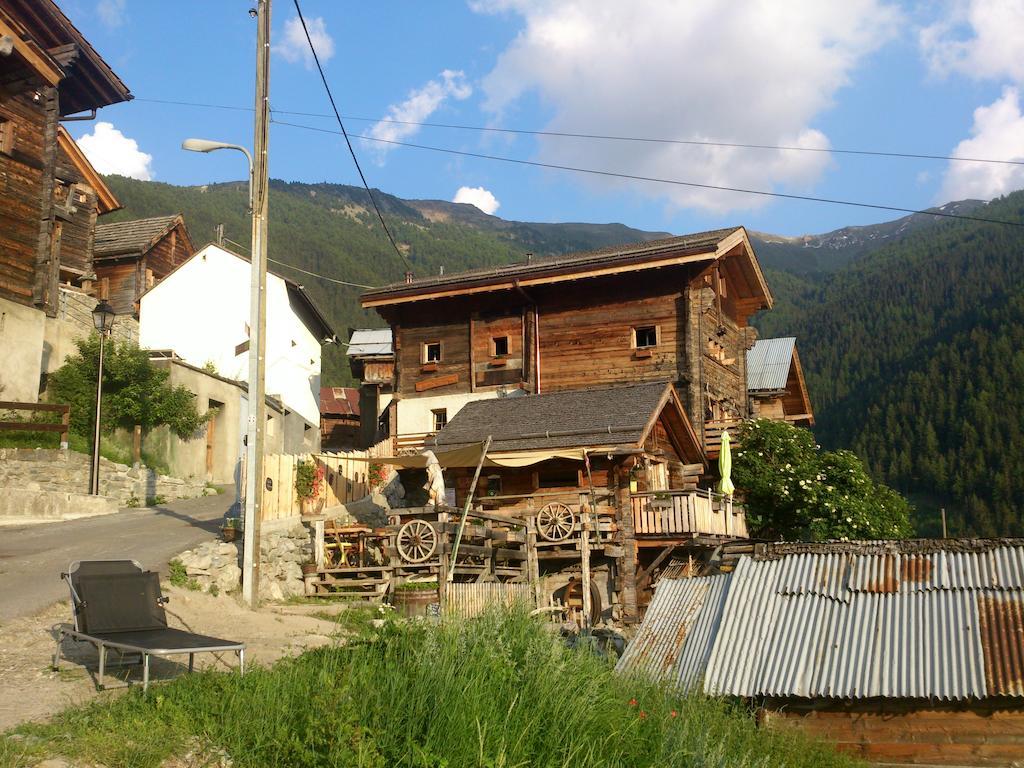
637 382 708 468
56 126 120 213
0 10 63 86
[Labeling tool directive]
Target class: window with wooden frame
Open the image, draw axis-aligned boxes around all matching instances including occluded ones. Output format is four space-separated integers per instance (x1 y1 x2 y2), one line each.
491 335 509 357
422 341 442 364
633 325 658 349
431 408 448 432
0 116 15 155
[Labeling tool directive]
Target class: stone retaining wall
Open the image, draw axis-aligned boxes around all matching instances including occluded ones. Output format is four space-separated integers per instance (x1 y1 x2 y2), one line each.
0 448 208 506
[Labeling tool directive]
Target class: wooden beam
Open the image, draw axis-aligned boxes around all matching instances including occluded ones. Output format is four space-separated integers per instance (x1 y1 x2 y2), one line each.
0 16 63 86
415 373 458 392
637 545 676 591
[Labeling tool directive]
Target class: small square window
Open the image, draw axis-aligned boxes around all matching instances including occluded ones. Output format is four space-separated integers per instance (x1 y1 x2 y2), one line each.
432 408 448 432
423 342 442 363
634 326 657 348
492 336 509 356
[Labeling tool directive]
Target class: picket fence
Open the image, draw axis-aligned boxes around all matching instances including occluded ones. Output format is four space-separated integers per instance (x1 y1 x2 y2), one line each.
259 438 391 521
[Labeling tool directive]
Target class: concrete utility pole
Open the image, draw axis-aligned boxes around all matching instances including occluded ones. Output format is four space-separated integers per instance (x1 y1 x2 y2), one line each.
241 0 272 608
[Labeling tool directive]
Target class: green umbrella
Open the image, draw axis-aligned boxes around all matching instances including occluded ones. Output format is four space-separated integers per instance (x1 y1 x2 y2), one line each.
718 429 735 496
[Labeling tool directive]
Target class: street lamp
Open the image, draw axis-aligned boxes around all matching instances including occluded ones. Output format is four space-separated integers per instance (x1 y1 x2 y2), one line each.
90 300 115 495
182 135 266 607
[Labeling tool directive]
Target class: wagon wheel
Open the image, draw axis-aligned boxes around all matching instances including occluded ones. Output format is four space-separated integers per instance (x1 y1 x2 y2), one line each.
536 502 576 542
396 519 438 563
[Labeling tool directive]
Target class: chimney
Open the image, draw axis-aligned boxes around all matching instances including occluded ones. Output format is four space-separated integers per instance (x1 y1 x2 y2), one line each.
404 271 414 284
214 223 224 245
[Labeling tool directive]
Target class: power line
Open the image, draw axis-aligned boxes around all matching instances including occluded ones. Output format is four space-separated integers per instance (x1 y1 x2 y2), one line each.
290 0 414 274
222 236 377 288
136 96 1024 167
271 118 1024 230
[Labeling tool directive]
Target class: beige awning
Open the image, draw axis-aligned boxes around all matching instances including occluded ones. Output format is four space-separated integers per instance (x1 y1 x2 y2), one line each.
321 443 586 469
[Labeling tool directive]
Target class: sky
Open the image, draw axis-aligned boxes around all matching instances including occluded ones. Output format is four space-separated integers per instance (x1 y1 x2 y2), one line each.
62 0 1024 238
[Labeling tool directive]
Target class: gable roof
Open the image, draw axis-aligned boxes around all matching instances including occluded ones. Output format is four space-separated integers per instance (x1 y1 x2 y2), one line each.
320 387 360 417
362 227 772 311
56 126 120 213
0 0 131 115
746 337 796 391
94 215 190 259
347 328 393 357
433 381 704 463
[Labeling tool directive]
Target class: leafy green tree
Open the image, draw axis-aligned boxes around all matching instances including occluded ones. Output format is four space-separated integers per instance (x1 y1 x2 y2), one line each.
49 334 208 440
733 419 913 540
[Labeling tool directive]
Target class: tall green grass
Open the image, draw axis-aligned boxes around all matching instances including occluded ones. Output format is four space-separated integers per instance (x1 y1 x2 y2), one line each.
2 610 859 768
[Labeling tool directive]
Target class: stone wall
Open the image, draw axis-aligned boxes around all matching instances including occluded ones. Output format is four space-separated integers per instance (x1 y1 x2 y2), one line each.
174 522 313 601
0 448 208 505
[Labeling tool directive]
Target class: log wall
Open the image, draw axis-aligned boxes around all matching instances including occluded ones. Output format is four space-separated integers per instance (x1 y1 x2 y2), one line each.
762 700 1024 767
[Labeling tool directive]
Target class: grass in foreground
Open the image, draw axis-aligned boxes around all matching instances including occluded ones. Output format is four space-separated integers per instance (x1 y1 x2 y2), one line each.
1 609 859 768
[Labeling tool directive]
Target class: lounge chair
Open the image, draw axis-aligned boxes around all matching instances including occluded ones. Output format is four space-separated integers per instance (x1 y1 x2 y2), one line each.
53 559 245 692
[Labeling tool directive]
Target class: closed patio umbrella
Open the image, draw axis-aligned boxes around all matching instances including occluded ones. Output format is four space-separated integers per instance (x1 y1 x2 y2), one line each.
718 429 735 496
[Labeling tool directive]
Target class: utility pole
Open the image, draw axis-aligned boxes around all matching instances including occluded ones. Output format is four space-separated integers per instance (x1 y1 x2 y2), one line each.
241 0 271 608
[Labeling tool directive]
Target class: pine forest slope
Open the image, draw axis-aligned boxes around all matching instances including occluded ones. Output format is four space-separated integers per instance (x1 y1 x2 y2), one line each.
754 191 1024 537
101 176 668 385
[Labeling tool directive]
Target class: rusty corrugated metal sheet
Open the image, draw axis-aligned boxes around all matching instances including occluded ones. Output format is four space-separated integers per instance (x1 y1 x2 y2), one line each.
444 583 534 619
615 576 730 691
704 551 1024 700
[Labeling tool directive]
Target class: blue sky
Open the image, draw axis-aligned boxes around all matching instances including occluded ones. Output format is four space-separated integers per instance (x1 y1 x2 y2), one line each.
64 0 1024 237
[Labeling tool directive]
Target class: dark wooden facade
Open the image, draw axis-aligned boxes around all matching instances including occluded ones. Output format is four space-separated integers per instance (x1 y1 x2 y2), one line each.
92 215 196 315
365 229 771 456
0 0 130 315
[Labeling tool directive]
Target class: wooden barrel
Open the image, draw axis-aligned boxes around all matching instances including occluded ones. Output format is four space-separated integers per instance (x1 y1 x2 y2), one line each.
391 587 439 618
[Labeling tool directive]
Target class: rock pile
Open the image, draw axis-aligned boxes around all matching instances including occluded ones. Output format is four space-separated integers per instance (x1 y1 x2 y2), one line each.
172 523 314 600
175 540 242 593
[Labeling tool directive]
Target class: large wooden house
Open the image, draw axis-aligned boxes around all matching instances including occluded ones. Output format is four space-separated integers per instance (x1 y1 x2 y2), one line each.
361 227 774 457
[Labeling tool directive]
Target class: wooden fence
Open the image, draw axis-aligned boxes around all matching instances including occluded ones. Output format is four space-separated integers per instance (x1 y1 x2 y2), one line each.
444 582 535 618
260 438 391 521
0 401 70 447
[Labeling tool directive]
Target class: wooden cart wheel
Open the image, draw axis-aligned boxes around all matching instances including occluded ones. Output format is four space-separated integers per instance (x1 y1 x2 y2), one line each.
536 502 576 542
396 519 438 563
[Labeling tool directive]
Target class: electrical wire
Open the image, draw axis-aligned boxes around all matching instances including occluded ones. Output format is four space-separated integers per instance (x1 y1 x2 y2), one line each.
221 237 377 288
270 119 1024 230
290 0 414 274
135 96 1024 167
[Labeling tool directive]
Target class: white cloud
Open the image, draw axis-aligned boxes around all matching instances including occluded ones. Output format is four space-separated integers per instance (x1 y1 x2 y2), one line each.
274 15 335 69
473 0 901 213
453 186 500 214
939 87 1024 201
76 122 153 180
96 0 125 29
920 0 1024 83
366 71 472 160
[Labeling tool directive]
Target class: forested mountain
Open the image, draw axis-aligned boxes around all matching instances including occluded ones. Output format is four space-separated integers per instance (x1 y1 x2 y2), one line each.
101 176 668 384
754 191 1024 537
103 174 1024 536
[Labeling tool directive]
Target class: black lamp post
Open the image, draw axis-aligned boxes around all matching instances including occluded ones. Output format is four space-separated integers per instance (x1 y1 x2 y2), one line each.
90 300 116 495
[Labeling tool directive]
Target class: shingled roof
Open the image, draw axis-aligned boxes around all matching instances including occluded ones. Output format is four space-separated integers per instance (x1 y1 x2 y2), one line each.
433 381 702 461
362 227 756 307
94 215 189 259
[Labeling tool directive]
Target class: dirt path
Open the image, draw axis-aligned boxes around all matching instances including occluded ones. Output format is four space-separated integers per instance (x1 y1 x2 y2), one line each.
0 586 343 733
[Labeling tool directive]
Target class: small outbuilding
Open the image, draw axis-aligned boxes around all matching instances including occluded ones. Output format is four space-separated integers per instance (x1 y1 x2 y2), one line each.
746 336 813 426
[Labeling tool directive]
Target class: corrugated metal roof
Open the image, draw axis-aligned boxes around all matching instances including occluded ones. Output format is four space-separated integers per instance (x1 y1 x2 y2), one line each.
615 576 730 691
347 328 393 357
320 387 360 417
746 337 795 392
703 548 1024 700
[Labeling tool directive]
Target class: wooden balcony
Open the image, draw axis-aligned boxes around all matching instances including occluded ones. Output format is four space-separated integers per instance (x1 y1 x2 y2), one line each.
393 432 434 454
703 419 742 459
630 489 748 539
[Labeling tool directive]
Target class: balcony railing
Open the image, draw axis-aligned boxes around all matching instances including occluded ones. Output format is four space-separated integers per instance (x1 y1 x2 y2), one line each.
630 489 748 539
393 432 434 454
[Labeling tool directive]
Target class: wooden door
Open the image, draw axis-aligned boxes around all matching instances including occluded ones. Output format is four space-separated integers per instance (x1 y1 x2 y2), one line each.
205 416 216 480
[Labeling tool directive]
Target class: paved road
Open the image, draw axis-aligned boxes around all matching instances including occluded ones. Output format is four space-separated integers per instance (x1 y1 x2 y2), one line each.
0 491 237 622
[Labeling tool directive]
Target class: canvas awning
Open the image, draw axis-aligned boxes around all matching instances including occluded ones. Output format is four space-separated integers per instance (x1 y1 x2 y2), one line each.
323 443 587 469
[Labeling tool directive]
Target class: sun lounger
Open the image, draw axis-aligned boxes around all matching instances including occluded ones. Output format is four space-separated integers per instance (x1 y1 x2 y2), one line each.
53 559 245 692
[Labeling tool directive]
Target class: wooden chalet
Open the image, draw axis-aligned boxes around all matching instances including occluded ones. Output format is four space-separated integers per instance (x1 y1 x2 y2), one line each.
320 386 361 451
746 336 813 426
92 214 196 315
0 0 131 315
347 327 394 447
360 227 773 459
